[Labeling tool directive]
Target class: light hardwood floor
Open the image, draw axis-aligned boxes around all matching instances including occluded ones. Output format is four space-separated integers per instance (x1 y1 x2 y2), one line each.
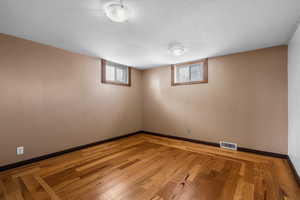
0 133 299 200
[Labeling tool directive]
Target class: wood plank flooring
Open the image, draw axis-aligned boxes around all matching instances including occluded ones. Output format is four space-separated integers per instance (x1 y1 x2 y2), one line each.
0 133 299 200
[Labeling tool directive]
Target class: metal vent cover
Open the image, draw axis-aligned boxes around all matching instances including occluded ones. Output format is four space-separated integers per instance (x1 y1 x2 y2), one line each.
220 141 237 150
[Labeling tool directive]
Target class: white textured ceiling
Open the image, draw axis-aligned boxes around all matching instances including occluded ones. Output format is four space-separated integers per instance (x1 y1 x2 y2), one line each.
1 0 300 69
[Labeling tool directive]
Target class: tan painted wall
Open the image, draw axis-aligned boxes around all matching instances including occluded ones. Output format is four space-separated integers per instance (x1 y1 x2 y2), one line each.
0 34 143 166
142 46 288 154
0 34 288 166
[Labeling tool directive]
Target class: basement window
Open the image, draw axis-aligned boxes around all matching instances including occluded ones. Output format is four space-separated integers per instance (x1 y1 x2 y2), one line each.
101 59 131 86
171 59 208 86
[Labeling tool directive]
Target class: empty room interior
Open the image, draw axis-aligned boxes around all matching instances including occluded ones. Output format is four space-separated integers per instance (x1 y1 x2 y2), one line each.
1 0 300 199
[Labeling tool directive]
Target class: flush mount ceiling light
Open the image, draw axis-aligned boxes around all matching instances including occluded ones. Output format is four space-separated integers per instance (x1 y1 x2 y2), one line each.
168 42 186 56
104 0 130 23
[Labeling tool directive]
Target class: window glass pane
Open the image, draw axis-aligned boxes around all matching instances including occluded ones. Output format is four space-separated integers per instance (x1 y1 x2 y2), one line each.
106 65 115 81
190 64 203 81
176 66 190 83
116 67 127 83
123 67 128 83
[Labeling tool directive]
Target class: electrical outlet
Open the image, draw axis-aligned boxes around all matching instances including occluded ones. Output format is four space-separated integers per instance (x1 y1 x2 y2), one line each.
187 129 191 134
17 146 24 155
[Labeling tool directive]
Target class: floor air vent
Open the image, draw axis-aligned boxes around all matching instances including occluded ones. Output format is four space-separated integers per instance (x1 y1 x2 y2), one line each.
220 141 237 150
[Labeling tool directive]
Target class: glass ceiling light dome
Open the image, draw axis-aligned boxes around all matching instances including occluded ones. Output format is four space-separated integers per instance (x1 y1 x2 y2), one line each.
169 42 186 56
104 1 130 23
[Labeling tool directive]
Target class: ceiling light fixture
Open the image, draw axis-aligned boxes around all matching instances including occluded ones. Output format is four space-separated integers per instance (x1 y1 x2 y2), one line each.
169 42 186 56
104 0 130 23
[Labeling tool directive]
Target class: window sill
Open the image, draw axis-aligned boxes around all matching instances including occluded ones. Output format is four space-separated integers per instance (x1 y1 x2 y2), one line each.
101 80 131 87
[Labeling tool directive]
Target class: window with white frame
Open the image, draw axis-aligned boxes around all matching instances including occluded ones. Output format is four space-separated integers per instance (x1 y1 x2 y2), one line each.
171 59 208 85
101 59 131 86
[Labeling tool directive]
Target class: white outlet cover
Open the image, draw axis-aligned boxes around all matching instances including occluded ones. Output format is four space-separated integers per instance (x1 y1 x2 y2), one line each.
17 146 24 155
